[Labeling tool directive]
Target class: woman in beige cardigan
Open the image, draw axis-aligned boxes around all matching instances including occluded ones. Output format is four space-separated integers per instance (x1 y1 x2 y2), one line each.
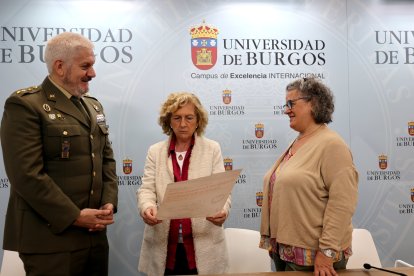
137 92 230 276
259 78 358 276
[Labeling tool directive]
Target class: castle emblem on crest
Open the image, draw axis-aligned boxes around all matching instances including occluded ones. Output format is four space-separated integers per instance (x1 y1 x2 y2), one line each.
123 158 133 174
378 154 387 170
190 20 219 70
255 123 264 139
224 158 233 171
222 89 232 105
408 121 414 136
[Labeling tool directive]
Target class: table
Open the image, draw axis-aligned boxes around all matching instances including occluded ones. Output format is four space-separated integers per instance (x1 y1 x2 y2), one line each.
204 267 414 276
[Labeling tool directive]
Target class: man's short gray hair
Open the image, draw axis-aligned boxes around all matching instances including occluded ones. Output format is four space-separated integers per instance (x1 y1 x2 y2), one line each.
44 32 94 73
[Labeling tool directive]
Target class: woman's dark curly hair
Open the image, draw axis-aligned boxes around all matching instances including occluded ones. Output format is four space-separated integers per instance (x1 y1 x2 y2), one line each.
286 77 334 124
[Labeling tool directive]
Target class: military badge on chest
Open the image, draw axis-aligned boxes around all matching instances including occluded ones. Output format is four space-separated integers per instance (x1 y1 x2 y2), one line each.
61 130 71 159
93 104 106 125
96 114 105 124
43 103 65 121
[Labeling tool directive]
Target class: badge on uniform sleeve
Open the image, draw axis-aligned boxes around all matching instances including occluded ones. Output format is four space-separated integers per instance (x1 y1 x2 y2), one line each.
93 104 100 112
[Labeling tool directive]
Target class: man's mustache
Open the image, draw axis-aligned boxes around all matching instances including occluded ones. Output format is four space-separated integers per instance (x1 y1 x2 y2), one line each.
81 76 92 82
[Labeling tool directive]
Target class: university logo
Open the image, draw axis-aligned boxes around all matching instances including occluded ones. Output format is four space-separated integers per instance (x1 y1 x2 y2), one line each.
408 121 414 136
256 192 263 207
378 154 387 170
255 123 264 139
411 188 414 203
224 157 233 171
222 89 232 104
123 158 133 174
190 20 219 70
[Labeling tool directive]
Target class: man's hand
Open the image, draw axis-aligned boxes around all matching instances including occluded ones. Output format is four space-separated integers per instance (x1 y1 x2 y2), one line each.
73 208 114 232
99 203 115 220
314 250 338 276
141 206 162 226
206 209 228 226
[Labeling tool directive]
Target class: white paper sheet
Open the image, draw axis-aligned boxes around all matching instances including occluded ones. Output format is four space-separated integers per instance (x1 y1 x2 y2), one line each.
156 169 242 219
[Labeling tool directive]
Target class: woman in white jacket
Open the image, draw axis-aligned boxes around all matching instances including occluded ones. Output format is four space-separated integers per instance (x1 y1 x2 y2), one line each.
137 92 231 276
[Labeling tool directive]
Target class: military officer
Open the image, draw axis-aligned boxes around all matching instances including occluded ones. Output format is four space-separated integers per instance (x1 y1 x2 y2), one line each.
0 32 118 276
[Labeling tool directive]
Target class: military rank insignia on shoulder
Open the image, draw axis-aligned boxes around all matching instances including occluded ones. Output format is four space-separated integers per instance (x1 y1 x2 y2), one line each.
84 94 98 101
84 95 101 111
15 85 41 96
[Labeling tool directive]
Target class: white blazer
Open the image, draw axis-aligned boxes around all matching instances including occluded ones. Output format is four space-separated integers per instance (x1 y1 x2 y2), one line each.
137 135 231 276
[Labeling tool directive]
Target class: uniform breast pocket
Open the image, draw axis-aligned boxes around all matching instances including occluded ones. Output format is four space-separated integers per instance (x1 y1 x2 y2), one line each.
44 125 82 159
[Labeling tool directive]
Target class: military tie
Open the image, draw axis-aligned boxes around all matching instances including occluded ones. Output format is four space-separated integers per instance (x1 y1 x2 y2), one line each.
71 96 90 122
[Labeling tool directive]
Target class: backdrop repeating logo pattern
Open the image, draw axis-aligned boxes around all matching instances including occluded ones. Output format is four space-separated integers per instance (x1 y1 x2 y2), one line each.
255 123 264 139
409 121 414 136
378 154 387 170
222 89 231 104
224 158 233 171
411 188 414 203
256 192 263 207
123 158 133 174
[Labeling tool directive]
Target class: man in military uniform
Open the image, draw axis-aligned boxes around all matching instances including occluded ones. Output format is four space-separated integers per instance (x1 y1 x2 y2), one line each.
1 32 118 276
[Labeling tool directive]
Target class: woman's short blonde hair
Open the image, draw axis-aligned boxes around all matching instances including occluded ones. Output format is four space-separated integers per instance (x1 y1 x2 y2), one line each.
158 92 208 136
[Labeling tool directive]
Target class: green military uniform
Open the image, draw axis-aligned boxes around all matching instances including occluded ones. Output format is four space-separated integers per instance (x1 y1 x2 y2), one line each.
1 77 118 254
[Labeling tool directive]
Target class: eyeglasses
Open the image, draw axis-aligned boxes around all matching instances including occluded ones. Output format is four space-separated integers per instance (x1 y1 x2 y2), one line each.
283 97 311 109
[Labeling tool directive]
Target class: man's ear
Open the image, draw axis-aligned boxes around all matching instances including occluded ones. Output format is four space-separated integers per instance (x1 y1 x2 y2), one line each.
54 60 65 77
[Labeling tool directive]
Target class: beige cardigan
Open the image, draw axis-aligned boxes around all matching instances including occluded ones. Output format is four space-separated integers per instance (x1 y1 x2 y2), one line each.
260 126 358 252
137 135 230 276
